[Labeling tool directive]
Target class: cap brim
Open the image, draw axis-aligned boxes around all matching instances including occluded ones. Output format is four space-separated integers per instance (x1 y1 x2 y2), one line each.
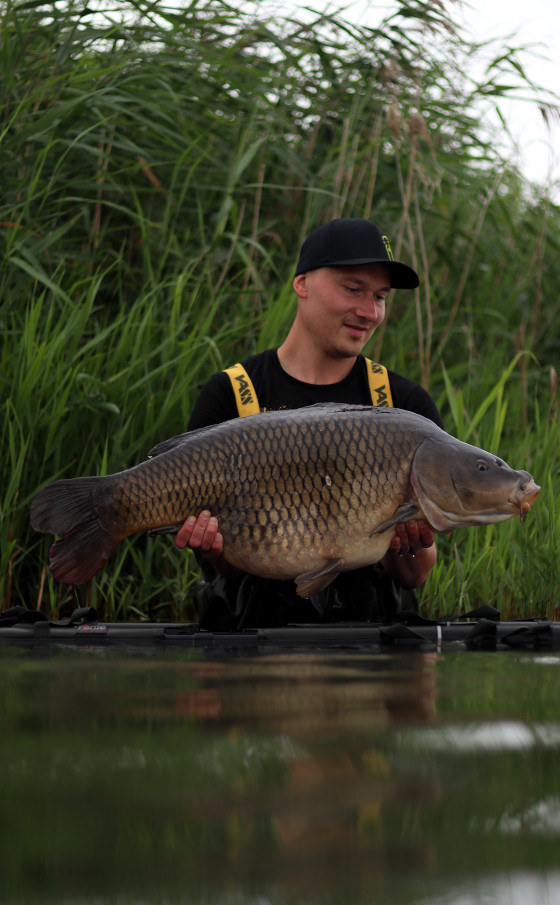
323 257 419 289
295 256 419 288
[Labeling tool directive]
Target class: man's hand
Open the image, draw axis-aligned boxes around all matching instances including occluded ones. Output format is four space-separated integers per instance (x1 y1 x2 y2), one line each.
174 511 240 577
381 519 437 589
175 510 223 556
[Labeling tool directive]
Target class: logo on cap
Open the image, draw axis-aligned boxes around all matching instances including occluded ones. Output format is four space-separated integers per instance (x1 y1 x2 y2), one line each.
382 235 394 261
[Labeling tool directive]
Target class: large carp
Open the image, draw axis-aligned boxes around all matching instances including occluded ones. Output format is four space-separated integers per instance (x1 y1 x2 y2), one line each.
30 404 540 597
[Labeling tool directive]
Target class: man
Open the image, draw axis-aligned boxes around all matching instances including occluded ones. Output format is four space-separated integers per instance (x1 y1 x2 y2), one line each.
175 218 442 629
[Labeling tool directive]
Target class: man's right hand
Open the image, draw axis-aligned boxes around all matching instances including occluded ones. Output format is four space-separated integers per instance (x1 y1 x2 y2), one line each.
174 511 240 577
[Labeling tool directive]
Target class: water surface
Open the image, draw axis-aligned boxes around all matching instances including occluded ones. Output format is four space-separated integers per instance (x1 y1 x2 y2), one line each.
1 640 559 904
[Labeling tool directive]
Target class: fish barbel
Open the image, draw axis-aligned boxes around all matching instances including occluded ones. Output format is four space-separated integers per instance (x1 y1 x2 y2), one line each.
30 404 540 597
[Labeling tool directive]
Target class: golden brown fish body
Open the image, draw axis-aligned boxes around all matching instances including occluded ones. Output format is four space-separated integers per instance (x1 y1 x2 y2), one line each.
30 404 540 596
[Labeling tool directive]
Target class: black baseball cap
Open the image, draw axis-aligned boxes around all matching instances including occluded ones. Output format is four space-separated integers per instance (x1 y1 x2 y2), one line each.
295 218 419 289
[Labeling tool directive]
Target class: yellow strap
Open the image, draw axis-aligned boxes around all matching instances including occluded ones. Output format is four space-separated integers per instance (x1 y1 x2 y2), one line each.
224 363 260 417
364 358 393 407
225 358 392 415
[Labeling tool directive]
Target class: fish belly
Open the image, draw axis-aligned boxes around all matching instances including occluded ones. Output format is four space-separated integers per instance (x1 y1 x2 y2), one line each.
223 525 399 581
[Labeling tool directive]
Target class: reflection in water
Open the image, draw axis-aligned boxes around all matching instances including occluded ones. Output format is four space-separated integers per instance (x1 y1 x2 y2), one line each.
1 645 560 904
401 720 560 753
494 798 560 835
416 871 560 904
183 650 440 733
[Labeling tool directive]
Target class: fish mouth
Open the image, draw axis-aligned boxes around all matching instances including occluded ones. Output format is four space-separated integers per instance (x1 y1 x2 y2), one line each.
510 480 541 517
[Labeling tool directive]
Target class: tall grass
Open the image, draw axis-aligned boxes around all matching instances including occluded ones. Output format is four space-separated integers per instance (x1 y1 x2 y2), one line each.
1 0 559 620
421 355 560 620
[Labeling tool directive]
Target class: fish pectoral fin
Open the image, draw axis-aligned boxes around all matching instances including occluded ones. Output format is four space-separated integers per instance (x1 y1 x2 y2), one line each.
370 504 421 536
294 558 344 598
148 522 185 537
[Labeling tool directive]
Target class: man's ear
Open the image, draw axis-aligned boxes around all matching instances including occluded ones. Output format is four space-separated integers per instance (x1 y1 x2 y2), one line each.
293 273 308 298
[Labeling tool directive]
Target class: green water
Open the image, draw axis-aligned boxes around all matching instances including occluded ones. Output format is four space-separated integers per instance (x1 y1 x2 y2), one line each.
1 642 559 904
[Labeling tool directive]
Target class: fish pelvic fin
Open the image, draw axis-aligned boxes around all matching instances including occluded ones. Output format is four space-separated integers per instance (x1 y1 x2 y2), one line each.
30 477 121 585
294 558 344 598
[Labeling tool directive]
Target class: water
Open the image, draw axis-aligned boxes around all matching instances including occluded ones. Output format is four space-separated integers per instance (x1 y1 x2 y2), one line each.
1 639 560 904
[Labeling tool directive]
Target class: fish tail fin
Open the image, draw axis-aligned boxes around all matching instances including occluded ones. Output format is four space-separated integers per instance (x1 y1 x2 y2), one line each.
30 477 121 584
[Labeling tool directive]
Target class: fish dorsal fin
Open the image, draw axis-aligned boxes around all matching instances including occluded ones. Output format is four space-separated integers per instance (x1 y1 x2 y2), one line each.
147 404 382 458
147 422 221 458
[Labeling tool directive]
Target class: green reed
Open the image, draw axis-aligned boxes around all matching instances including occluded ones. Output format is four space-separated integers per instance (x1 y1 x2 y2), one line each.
1 0 559 619
421 355 560 619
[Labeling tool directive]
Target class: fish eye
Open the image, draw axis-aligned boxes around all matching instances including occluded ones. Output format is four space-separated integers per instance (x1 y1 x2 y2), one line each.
476 461 488 472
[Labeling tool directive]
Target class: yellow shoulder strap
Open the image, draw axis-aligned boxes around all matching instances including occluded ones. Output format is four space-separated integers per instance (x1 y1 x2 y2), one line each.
224 363 260 417
364 358 393 407
225 359 391 414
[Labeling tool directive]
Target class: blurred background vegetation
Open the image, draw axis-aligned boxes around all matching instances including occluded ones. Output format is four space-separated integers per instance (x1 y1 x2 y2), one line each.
1 0 559 621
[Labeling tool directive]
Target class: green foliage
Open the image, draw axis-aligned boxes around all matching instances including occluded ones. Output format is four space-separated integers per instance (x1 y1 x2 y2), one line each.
1 0 559 619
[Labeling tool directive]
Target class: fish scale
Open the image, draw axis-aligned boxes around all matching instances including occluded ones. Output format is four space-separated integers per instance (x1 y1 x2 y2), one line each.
30 403 540 596
195 414 408 560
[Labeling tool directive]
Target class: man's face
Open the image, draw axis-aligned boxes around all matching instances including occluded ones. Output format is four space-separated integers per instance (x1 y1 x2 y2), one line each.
293 263 391 360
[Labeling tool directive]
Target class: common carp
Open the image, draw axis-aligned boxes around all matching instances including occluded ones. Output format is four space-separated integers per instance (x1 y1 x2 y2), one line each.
30 404 540 597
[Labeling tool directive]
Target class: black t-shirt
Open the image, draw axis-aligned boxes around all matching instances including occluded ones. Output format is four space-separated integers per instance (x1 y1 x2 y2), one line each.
187 349 443 630
188 348 443 430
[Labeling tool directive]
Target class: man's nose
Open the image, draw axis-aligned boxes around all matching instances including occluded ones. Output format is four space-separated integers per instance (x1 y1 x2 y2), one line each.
356 296 383 319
